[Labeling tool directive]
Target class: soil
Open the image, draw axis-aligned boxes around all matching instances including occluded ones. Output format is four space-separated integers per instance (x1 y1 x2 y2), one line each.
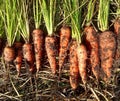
0 53 120 101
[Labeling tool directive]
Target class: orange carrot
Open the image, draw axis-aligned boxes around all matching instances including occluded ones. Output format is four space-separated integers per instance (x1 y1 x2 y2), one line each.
0 38 2 52
23 43 35 73
69 40 79 89
77 44 87 85
99 31 116 79
114 19 120 35
84 26 100 80
59 25 71 75
45 36 57 74
114 19 120 59
32 29 43 73
3 46 15 63
14 42 23 76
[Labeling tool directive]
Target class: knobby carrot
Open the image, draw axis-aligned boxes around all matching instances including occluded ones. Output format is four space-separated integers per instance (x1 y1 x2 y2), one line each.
84 26 100 80
32 29 43 73
69 40 79 89
45 36 57 74
59 25 71 75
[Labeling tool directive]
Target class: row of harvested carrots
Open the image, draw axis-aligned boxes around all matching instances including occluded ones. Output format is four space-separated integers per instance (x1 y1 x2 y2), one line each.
2 18 120 89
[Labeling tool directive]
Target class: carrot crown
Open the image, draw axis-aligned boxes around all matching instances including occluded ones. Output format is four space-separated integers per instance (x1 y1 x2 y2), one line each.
97 0 110 32
33 0 42 29
40 0 56 35
19 0 30 43
86 0 96 26
0 0 21 46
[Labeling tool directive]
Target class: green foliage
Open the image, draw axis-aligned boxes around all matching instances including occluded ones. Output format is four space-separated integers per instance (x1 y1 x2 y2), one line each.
116 0 120 18
64 0 87 43
40 0 56 35
0 0 21 46
97 0 110 31
86 0 96 26
33 0 42 29
19 0 30 43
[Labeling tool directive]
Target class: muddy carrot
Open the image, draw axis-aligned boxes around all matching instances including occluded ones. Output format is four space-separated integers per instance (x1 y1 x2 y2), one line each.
14 42 23 76
84 26 100 80
114 19 120 59
40 0 57 74
1 0 21 64
3 46 15 63
114 19 120 36
69 40 79 89
23 43 35 73
32 29 43 73
99 31 116 79
77 44 87 85
98 0 116 80
45 36 57 74
59 25 71 75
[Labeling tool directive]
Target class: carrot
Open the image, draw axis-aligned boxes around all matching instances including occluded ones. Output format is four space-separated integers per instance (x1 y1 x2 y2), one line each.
18 0 36 74
59 25 71 75
45 36 57 74
114 19 120 59
64 0 87 88
97 0 116 80
32 29 43 73
23 43 35 73
83 0 100 80
114 19 120 35
77 44 87 85
14 42 23 76
69 40 79 89
99 31 116 79
1 0 20 64
40 0 57 74
3 46 15 63
0 38 2 52
84 26 100 80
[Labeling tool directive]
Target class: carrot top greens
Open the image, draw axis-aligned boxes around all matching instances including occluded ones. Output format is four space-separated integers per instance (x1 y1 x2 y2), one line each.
19 0 30 43
86 0 96 26
33 0 42 29
0 0 4 38
0 0 21 46
40 0 56 35
97 0 110 31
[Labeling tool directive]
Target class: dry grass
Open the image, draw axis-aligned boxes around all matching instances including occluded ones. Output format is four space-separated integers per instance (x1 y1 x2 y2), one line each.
0 53 120 101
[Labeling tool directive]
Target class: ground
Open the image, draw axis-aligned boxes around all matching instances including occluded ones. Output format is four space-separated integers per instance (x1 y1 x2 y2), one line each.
0 55 120 101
